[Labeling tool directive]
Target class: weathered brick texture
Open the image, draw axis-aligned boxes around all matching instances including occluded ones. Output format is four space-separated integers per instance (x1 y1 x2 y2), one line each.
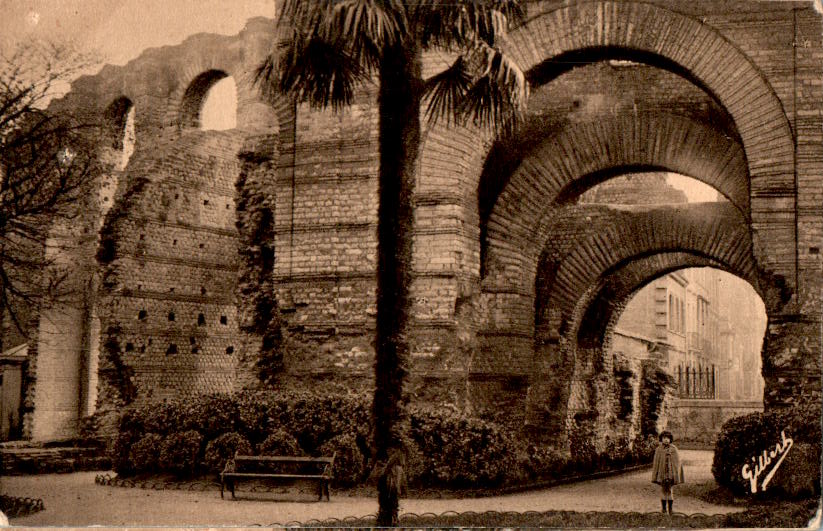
17 2 820 441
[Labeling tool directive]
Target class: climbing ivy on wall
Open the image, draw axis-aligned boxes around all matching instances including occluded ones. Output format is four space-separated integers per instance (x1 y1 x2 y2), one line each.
99 324 136 406
613 353 635 421
235 157 283 384
639 361 673 436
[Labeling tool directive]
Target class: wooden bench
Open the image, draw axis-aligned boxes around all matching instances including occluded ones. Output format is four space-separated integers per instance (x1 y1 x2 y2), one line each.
220 453 335 501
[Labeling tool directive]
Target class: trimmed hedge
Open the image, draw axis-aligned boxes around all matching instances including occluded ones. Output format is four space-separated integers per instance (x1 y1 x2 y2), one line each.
409 409 519 488
128 433 163 473
258 429 304 457
318 433 366 487
159 430 203 477
712 403 821 498
111 391 657 488
204 432 253 474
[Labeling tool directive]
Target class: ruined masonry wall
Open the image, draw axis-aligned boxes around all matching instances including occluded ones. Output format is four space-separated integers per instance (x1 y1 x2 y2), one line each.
19 2 821 440
97 132 247 405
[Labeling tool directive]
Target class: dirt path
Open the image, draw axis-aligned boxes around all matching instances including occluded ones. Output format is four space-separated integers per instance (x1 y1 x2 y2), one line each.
2 450 739 526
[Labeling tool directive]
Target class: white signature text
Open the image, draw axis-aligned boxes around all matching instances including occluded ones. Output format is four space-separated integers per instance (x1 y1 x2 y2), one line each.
741 430 793 493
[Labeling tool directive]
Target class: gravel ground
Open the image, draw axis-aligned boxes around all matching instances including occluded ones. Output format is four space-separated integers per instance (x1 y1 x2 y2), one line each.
2 450 740 527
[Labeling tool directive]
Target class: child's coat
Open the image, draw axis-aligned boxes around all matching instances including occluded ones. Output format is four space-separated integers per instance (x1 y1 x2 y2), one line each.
651 443 684 485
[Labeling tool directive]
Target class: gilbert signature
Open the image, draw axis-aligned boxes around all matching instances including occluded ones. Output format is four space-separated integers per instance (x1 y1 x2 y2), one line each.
741 430 793 493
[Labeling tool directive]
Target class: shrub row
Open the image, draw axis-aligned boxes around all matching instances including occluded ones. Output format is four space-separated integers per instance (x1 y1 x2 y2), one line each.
712 402 821 498
110 391 657 489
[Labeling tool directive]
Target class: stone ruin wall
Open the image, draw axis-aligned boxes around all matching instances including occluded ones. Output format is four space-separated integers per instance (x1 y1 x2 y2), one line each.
96 132 246 406
15 2 822 444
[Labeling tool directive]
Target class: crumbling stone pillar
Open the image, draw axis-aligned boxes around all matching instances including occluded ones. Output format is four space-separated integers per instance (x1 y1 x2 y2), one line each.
762 315 822 409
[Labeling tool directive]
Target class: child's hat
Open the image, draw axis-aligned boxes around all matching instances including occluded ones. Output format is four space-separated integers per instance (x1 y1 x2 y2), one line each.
658 430 674 442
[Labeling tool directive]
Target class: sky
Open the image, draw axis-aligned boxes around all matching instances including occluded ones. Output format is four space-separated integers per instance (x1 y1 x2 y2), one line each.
0 0 275 66
667 174 721 203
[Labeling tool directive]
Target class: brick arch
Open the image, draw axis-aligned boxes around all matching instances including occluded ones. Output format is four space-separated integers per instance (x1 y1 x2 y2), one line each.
493 0 795 292
525 206 758 440
527 252 732 441
486 112 749 289
545 203 756 330
170 62 282 133
102 97 135 149
572 255 739 351
506 1 793 182
179 69 231 129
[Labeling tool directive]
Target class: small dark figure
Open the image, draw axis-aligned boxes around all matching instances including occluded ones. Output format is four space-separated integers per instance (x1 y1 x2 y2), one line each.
651 430 684 514
221 457 236 499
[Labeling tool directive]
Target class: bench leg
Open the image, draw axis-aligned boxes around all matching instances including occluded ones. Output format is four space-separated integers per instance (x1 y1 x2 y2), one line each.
324 480 330 501
220 481 224 499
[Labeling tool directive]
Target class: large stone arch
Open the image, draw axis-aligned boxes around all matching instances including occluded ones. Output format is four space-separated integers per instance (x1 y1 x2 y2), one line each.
467 4 799 412
530 251 731 443
545 203 756 327
498 0 795 296
573 254 734 351
166 55 285 134
531 202 756 356
485 112 749 291
526 204 759 444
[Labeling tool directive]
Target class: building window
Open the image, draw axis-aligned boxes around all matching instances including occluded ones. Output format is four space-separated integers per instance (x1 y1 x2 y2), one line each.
669 294 674 330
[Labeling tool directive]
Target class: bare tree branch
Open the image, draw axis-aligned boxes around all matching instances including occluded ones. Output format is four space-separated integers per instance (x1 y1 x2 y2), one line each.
0 39 101 343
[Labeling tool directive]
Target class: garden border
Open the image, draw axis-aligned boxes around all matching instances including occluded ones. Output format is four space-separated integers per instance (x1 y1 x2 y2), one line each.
0 495 45 518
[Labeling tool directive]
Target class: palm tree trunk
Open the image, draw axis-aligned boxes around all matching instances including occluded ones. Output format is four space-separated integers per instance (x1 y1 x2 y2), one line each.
373 44 421 528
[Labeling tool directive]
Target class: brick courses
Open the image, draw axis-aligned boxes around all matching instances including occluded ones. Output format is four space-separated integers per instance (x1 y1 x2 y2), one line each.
15 2 821 442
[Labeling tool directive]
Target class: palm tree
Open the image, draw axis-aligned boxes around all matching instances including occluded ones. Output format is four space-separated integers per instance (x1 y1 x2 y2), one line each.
257 1 528 524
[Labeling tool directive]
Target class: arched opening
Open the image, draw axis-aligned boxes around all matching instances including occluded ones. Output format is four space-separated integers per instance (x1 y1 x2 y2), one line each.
525 167 761 451
498 0 797 300
614 268 766 402
579 173 723 206
600 266 766 451
200 77 237 131
479 56 752 283
179 70 237 130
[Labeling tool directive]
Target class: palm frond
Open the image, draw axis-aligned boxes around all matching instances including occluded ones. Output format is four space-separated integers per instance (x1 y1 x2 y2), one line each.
327 0 407 72
257 35 368 111
423 56 472 125
457 44 528 134
414 0 525 50
261 0 408 108
326 0 407 50
277 0 336 36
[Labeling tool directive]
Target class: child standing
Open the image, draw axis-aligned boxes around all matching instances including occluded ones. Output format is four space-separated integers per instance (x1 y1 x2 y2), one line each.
651 430 684 514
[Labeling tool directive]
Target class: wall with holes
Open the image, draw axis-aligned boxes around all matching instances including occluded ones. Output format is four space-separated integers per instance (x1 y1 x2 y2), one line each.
15 2 821 442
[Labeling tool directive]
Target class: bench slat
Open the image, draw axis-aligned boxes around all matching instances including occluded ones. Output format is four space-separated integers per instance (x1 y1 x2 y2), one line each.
223 473 328 480
234 455 334 463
